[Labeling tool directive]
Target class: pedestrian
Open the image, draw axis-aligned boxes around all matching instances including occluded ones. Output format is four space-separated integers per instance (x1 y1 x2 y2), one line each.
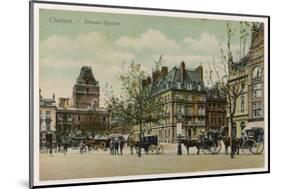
109 139 114 155
57 142 61 153
119 138 124 155
63 140 68 155
79 141 84 154
114 138 119 155
49 141 53 157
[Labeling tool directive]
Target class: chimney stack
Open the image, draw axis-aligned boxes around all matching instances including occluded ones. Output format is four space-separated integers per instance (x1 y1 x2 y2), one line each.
58 98 69 109
196 65 203 82
160 66 168 78
180 61 186 80
152 70 161 82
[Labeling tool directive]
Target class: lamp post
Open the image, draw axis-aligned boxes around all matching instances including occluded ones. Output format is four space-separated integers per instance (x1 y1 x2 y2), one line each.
177 112 182 155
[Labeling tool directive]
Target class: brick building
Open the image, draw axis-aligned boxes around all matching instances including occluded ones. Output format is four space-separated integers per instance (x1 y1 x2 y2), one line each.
56 66 109 136
206 86 227 131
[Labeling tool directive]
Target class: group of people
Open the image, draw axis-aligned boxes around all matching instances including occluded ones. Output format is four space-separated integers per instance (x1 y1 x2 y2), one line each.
109 137 125 155
45 140 69 156
55 140 69 155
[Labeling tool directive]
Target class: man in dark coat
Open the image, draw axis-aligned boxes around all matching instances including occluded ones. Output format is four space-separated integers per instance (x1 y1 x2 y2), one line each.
63 139 68 155
119 137 125 155
114 138 119 155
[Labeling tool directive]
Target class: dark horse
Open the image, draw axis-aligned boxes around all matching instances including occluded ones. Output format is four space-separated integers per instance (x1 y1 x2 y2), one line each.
182 134 207 155
221 136 243 155
182 138 201 155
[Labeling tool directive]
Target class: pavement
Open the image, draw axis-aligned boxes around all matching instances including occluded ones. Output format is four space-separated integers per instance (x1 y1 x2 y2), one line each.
39 143 265 181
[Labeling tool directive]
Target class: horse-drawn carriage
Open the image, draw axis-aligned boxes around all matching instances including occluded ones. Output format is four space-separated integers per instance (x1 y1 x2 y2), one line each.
240 127 264 155
86 135 110 151
69 134 110 151
180 130 222 155
203 130 222 154
129 135 164 154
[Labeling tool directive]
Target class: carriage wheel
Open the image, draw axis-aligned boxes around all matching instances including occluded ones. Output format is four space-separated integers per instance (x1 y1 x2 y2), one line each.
202 141 216 154
214 141 222 154
250 142 264 154
209 141 217 154
156 145 164 154
94 145 99 151
148 145 157 154
242 139 255 155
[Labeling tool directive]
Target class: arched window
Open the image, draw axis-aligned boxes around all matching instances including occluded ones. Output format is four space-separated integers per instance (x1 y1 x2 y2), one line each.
252 66 261 79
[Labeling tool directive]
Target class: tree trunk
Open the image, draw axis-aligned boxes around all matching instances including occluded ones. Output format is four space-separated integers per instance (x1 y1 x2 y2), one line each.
138 122 142 157
229 116 235 159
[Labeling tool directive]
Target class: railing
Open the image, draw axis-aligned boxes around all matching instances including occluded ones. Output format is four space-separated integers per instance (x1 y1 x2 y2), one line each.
45 116 52 121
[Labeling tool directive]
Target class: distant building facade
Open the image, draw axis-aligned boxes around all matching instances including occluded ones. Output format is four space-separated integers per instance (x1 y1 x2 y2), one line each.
206 86 227 131
136 62 206 143
56 66 109 136
56 107 109 135
39 90 57 148
228 58 249 137
247 23 264 128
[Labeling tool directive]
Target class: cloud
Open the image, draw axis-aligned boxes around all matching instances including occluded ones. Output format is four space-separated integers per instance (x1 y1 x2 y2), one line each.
40 29 236 105
115 29 180 54
183 32 221 55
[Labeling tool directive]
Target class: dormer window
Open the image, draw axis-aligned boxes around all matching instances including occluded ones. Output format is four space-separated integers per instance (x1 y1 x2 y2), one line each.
177 82 181 89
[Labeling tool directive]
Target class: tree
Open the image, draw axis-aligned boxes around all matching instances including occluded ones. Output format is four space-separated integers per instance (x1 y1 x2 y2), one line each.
105 61 163 157
208 22 251 158
79 109 109 137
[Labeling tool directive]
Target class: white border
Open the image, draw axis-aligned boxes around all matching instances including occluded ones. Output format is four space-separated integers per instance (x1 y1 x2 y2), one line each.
32 2 269 187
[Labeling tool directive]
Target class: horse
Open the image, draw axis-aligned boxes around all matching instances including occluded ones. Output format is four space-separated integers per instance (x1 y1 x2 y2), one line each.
182 139 201 155
222 136 243 155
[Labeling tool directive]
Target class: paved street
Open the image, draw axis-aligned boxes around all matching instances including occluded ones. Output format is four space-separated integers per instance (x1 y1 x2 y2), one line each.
40 143 264 181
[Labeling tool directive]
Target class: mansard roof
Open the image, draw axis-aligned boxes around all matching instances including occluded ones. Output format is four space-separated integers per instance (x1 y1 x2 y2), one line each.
151 66 204 95
205 86 226 100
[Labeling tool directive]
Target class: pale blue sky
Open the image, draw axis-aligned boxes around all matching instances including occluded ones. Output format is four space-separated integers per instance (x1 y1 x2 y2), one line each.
39 9 255 106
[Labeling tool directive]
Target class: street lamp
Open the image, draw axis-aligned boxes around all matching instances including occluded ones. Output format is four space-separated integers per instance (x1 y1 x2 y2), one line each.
177 112 182 155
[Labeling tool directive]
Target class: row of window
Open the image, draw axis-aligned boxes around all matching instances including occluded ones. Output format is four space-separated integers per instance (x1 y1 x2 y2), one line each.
160 116 206 125
159 94 206 103
57 114 107 122
176 104 205 116
209 115 225 125
40 110 51 116
207 104 225 111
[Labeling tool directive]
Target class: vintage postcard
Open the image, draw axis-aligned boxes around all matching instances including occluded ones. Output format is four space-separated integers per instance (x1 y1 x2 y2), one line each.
30 1 269 188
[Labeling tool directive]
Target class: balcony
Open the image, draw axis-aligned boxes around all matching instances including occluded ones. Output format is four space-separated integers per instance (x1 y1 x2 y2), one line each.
45 116 52 121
